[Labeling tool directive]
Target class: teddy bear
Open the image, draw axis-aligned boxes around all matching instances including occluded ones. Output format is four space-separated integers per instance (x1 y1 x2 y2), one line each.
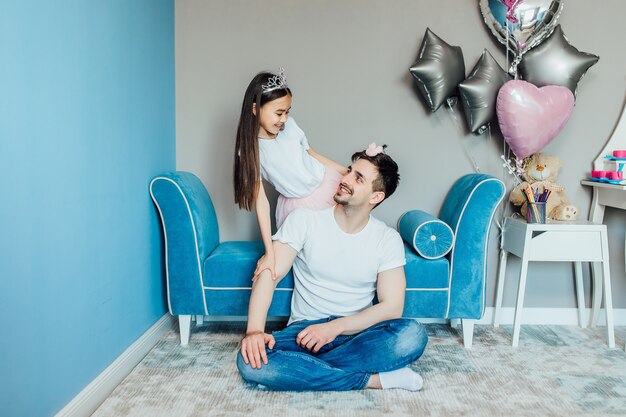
509 152 578 221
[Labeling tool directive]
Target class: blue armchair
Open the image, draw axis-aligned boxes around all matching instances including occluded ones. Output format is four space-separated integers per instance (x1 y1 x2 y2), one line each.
150 172 504 348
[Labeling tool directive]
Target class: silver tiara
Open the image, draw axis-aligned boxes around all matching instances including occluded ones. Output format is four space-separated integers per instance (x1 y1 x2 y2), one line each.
262 67 288 93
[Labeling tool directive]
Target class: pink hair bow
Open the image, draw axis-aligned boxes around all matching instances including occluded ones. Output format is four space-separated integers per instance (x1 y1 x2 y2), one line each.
365 143 384 157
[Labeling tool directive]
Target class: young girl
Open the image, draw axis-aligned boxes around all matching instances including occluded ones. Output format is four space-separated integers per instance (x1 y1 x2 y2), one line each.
234 68 346 280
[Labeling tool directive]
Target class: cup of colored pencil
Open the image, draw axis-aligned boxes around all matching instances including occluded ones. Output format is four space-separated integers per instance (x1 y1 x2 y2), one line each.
523 184 549 224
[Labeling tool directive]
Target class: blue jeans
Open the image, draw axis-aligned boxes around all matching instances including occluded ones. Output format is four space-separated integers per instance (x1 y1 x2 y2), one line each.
237 317 428 391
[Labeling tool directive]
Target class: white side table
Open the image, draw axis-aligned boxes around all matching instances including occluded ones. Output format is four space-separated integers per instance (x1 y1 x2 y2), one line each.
494 216 615 348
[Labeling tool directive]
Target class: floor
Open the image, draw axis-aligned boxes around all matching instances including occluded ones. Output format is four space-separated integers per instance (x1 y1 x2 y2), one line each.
92 322 626 417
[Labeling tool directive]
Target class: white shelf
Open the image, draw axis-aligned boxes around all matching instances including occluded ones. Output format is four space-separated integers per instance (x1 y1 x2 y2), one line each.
581 179 626 191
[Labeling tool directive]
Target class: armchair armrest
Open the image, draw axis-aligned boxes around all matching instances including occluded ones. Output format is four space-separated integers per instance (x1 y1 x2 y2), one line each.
149 171 220 316
439 174 505 319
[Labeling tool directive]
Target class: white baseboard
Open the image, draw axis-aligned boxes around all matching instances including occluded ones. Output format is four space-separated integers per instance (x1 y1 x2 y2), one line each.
55 314 173 417
194 309 626 326
477 307 626 326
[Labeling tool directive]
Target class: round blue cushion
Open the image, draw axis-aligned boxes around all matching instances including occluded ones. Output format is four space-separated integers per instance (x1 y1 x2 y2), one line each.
398 210 454 259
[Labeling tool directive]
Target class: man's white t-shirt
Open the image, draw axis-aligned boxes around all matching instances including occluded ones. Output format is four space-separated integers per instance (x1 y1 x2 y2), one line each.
258 117 325 198
272 206 406 324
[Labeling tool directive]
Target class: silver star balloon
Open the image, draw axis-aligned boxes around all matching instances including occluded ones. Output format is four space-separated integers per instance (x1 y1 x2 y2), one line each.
479 0 564 62
459 49 512 134
409 28 465 112
518 25 599 95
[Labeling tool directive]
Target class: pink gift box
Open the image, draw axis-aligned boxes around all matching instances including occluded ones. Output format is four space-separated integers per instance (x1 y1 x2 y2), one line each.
613 150 626 158
607 171 623 180
592 170 608 178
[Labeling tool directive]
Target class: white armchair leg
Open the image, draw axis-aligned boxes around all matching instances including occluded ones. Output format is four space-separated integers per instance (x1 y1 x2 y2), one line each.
195 315 204 326
179 315 191 346
450 319 460 328
461 319 475 349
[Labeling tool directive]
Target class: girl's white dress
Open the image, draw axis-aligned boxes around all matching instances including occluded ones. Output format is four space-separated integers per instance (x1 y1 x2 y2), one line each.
258 118 342 227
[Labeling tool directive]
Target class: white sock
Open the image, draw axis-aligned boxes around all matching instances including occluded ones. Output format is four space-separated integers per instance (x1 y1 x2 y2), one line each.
378 367 424 391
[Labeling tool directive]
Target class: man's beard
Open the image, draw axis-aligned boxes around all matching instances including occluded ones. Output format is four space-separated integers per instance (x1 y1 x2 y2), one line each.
333 184 352 206
333 193 348 205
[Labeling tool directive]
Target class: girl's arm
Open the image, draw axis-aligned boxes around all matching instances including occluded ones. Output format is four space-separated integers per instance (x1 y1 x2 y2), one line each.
307 147 348 175
254 181 276 279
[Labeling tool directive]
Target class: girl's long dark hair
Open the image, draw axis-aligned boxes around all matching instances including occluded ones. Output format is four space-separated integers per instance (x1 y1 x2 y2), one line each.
234 72 292 210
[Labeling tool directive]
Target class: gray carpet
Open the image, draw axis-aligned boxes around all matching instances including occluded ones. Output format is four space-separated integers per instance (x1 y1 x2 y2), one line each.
92 322 626 417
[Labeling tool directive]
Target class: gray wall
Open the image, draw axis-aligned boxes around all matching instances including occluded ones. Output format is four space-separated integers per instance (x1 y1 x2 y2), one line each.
175 0 626 310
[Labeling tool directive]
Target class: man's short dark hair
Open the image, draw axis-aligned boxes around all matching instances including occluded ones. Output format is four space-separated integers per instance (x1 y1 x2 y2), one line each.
351 145 400 206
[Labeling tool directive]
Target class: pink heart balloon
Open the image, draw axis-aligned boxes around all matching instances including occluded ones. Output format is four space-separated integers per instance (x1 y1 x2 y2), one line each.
496 80 574 159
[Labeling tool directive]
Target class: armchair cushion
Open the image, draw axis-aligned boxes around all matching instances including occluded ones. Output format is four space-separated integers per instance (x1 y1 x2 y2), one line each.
403 245 449 288
398 210 454 259
203 241 294 289
202 241 294 316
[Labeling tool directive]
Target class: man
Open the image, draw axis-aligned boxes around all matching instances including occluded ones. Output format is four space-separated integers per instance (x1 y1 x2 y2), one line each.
237 144 428 391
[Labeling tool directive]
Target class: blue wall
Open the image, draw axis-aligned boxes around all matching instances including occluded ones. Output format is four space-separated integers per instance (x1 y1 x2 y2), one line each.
0 1 175 416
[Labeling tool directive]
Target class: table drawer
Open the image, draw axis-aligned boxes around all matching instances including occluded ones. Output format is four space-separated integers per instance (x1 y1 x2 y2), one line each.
528 230 605 261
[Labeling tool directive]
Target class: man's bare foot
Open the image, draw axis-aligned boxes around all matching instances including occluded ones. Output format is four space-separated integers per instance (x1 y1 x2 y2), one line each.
366 373 382 389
